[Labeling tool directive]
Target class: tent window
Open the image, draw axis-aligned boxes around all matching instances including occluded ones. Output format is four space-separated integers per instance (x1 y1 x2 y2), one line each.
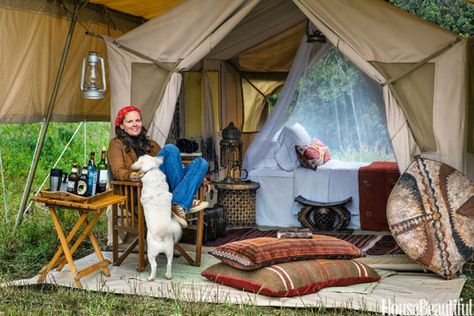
242 77 284 133
286 48 394 162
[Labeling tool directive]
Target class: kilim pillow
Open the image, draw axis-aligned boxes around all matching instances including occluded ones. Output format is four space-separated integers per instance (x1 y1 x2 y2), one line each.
209 235 364 270
387 157 474 279
295 138 331 170
201 259 380 297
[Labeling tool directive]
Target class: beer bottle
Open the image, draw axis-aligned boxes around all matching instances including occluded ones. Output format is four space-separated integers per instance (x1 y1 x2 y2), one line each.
87 152 97 196
76 165 89 197
67 164 79 194
96 146 108 193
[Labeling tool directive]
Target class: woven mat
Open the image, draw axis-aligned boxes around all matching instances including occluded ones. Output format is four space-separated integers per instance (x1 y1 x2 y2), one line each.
11 252 466 313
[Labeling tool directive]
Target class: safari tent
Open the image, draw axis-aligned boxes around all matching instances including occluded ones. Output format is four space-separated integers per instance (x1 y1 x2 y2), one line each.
104 0 474 179
1 0 473 218
2 1 474 312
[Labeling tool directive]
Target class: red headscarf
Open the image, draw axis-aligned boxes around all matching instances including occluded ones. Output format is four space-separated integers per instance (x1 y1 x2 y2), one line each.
115 105 141 127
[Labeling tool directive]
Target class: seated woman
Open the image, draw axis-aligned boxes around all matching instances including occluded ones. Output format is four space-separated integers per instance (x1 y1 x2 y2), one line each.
108 105 208 228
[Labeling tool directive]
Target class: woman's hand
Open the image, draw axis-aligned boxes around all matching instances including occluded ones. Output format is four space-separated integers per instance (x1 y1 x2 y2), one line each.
129 171 143 181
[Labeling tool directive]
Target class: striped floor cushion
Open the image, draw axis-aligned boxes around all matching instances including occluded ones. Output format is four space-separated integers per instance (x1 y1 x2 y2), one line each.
201 259 380 297
209 235 364 270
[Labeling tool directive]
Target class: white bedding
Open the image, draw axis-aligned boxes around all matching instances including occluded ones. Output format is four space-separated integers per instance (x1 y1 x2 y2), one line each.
249 160 369 229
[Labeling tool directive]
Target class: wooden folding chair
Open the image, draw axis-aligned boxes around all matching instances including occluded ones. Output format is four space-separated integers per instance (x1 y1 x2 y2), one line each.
111 178 205 272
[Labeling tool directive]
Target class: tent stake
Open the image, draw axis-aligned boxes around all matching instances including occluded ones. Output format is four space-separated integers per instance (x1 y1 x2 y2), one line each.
15 1 87 227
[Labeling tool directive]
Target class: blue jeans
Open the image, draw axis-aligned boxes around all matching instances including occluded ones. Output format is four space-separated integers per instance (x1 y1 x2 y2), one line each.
157 144 208 212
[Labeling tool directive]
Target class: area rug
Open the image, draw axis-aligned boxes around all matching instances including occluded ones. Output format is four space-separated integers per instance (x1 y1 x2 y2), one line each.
203 229 405 256
9 252 466 315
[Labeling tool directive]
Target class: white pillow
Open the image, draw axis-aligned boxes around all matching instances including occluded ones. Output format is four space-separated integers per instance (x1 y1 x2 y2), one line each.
274 123 311 171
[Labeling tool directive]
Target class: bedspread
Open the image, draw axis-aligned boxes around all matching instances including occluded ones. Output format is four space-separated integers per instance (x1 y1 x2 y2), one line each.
249 160 368 229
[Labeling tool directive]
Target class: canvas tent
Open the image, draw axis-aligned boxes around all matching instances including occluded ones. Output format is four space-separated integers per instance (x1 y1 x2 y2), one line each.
103 0 474 180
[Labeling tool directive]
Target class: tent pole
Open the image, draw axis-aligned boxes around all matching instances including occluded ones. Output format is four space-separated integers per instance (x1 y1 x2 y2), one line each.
15 1 87 227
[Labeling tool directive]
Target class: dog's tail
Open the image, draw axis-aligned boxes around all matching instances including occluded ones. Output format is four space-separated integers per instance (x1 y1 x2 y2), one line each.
170 219 183 243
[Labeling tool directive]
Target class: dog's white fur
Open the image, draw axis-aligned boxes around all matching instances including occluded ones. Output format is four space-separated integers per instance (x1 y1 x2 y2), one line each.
131 154 182 281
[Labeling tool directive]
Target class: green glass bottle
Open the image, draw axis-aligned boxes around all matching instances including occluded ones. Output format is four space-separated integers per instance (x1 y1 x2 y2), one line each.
96 146 108 193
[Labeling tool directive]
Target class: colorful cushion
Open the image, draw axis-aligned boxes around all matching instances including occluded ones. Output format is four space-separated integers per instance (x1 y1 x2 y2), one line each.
295 138 331 170
209 235 364 270
202 259 380 297
387 157 474 279
274 123 311 171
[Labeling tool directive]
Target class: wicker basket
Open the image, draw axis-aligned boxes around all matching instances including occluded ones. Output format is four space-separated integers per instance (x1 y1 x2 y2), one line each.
215 181 259 226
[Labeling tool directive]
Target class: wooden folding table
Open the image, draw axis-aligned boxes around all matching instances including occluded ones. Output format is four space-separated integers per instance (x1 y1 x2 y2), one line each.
32 190 126 288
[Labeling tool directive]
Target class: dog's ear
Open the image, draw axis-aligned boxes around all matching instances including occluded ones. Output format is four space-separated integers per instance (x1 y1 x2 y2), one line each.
154 156 164 167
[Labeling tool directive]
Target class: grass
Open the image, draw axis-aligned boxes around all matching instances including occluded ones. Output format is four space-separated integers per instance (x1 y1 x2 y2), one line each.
0 284 381 315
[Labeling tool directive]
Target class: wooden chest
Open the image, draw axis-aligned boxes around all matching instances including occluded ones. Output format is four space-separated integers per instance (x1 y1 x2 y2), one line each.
358 162 400 231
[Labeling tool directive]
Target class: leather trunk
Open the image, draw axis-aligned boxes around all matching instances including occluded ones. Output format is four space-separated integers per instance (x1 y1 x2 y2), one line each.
182 205 226 244
358 162 400 231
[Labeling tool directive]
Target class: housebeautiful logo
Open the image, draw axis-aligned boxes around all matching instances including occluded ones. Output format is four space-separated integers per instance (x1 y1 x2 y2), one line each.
381 299 473 316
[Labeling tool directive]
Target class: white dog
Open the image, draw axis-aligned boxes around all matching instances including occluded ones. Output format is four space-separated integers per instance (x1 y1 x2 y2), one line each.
131 154 182 281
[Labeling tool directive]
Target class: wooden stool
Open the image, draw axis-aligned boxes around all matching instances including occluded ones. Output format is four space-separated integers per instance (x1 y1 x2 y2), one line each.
296 195 352 231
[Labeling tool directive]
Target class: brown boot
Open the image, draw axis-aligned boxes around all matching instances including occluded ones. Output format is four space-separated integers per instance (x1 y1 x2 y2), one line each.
171 205 188 228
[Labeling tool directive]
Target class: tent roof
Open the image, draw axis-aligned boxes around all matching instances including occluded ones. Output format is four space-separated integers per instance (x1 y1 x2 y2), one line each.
89 0 184 20
90 0 474 21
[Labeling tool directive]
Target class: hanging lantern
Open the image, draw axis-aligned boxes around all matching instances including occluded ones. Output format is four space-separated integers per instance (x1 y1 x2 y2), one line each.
80 51 106 99
220 122 243 183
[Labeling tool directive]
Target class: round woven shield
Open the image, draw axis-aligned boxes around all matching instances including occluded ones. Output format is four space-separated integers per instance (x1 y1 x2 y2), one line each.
387 157 474 279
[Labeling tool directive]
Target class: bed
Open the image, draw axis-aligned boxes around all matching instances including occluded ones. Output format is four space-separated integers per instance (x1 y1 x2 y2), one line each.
249 160 369 229
246 122 388 230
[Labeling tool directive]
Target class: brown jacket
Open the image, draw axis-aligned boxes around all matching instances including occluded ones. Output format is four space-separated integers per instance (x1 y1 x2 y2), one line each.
108 137 161 181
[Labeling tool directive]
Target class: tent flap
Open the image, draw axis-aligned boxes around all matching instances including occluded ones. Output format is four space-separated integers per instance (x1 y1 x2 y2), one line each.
0 2 134 123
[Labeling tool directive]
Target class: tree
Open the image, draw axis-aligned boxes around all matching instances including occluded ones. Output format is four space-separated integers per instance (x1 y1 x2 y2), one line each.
388 0 474 36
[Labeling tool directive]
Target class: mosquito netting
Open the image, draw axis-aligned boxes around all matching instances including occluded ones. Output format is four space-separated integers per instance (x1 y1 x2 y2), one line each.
244 32 394 172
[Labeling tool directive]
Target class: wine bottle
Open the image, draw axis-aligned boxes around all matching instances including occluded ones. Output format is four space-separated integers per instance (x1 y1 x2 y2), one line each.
96 146 108 193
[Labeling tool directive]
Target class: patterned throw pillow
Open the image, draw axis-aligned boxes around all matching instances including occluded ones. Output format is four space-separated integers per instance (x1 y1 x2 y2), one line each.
202 259 380 297
209 235 364 270
295 138 331 170
387 157 474 279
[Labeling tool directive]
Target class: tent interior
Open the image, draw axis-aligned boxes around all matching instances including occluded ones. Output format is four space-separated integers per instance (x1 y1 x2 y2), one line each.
1 0 473 229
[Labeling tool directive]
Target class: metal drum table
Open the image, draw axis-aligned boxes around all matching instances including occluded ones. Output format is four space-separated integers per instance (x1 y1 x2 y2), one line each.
213 181 260 227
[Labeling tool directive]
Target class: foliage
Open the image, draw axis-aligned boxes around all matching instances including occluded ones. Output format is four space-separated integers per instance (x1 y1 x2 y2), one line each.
287 48 394 162
388 0 474 36
0 122 110 222
0 122 110 280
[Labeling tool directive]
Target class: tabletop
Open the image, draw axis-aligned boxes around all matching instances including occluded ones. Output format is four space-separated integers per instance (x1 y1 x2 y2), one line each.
32 192 126 211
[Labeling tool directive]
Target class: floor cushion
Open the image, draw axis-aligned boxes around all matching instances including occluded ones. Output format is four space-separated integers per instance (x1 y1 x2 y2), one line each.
387 157 474 279
201 259 380 297
209 235 364 270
